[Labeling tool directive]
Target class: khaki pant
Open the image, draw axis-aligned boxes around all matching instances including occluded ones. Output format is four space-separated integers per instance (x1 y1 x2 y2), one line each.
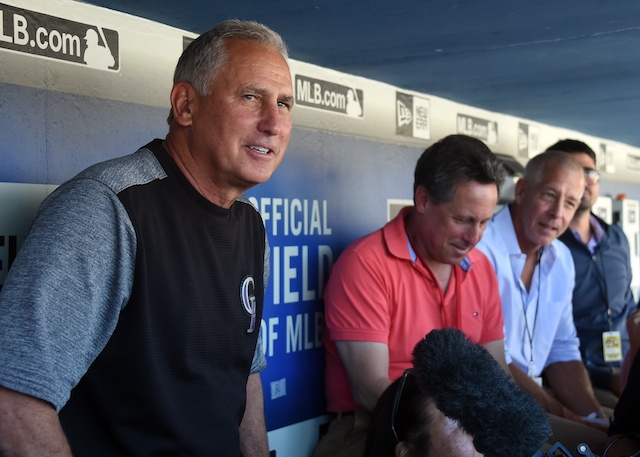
541 386 612 455
547 413 608 456
312 408 608 457
313 410 371 457
592 386 619 410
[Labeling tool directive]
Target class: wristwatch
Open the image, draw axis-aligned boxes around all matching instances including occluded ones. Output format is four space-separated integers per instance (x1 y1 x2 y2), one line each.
586 411 607 420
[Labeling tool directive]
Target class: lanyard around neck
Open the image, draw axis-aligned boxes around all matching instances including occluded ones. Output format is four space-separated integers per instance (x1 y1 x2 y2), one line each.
592 247 613 331
519 249 542 377
580 220 613 330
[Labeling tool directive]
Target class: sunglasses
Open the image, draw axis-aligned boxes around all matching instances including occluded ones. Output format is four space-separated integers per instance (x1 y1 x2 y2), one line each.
584 167 601 183
391 369 412 442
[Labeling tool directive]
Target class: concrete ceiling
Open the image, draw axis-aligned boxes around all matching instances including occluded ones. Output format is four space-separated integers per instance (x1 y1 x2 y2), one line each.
84 0 640 147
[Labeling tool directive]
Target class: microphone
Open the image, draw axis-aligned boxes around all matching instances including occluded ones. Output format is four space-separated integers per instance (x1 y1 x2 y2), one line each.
412 328 551 457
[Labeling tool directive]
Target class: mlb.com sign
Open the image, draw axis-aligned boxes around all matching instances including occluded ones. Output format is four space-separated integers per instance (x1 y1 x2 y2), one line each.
0 3 119 71
295 75 363 118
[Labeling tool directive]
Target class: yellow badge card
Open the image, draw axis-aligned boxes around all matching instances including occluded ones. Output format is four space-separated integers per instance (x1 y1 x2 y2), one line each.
602 331 622 362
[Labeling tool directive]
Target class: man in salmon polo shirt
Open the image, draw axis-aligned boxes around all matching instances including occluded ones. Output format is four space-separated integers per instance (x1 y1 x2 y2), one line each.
313 134 508 457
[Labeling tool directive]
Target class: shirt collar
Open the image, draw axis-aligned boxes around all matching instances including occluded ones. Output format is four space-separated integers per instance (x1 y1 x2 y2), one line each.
497 205 559 263
589 213 605 243
568 213 605 253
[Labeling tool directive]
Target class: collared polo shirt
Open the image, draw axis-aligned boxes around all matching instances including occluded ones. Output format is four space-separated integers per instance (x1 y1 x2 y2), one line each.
323 207 504 412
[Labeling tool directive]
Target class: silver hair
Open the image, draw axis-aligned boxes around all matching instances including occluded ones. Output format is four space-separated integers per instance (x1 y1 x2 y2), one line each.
523 150 583 186
167 19 288 124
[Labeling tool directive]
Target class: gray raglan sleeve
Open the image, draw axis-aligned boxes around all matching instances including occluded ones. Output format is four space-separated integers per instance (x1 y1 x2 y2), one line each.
0 177 136 411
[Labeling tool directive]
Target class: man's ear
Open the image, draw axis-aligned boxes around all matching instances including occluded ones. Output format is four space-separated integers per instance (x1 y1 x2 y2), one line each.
414 185 431 215
395 441 415 457
514 177 526 205
169 81 197 126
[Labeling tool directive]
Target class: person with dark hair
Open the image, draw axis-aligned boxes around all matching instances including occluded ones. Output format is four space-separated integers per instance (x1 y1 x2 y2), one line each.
551 139 638 404
314 135 508 457
364 328 551 457
477 150 610 453
0 20 293 456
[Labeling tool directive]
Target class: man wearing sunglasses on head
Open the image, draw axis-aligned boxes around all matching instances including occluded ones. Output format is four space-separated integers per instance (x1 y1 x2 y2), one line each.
364 328 551 457
553 140 638 405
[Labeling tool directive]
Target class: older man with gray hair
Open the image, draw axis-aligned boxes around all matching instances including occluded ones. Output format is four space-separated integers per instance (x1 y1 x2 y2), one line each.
477 150 609 454
0 19 293 456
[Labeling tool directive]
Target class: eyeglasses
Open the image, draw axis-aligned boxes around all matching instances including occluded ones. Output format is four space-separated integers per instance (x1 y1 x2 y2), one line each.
583 168 601 184
391 369 412 442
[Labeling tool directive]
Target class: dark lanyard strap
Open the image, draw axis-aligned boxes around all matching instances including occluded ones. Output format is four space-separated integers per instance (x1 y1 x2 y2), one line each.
518 248 543 376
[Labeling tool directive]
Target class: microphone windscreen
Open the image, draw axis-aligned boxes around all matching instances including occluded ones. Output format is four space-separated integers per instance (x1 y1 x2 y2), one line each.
412 328 551 457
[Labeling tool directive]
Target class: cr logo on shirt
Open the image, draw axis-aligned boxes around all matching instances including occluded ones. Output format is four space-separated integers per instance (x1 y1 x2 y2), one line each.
241 276 257 333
